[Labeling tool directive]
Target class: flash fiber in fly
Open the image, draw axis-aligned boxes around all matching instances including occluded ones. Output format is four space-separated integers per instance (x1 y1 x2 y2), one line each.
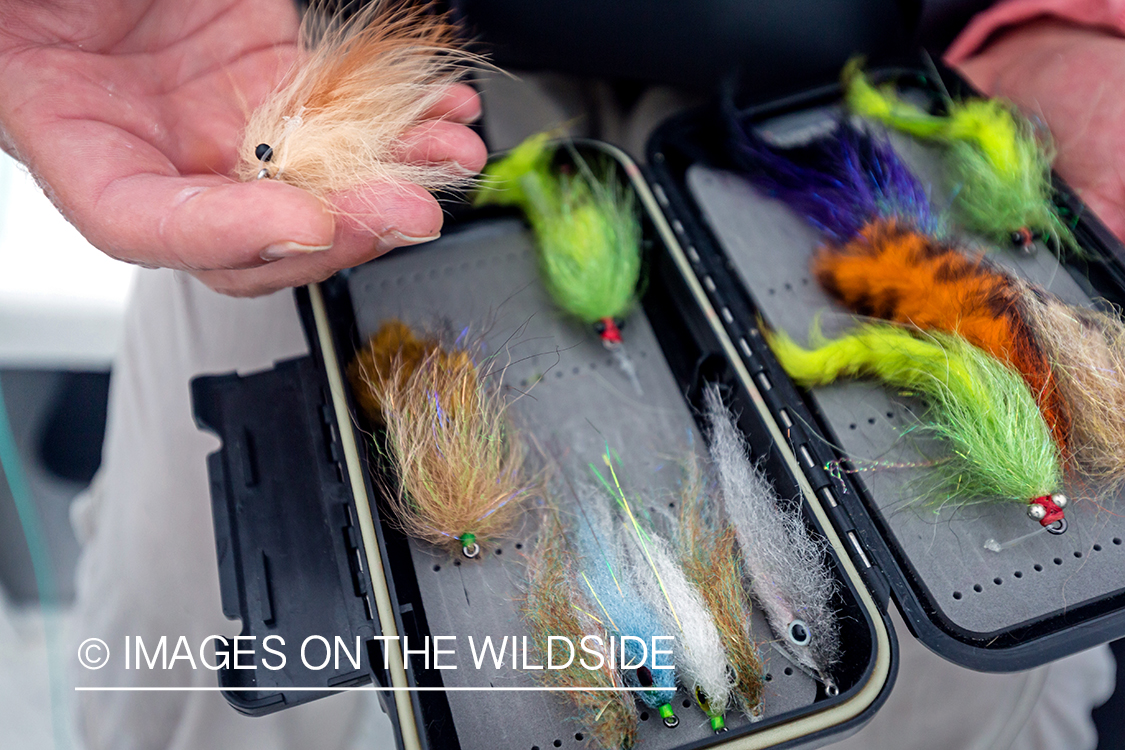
765 324 1063 509
348 320 535 556
523 514 638 749
703 385 840 691
676 459 765 719
572 493 679 718
620 525 734 731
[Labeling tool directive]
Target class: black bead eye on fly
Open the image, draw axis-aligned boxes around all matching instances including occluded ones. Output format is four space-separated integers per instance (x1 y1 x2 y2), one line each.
634 665 654 688
593 320 607 335
1011 227 1033 249
255 143 274 162
614 317 626 332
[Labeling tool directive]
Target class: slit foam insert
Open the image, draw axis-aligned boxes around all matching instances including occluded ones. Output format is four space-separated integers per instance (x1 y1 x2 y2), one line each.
346 217 816 750
686 105 1125 635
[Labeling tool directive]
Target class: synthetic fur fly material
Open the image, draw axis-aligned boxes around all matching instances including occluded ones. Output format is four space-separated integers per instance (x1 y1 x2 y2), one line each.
522 514 639 750
811 220 1070 453
572 492 681 727
1022 297 1125 488
592 451 735 731
676 458 765 720
474 134 645 393
620 527 734 731
843 59 1077 254
813 223 1125 490
702 385 841 693
725 110 941 245
764 324 1068 527
348 319 444 418
237 1 481 204
347 320 535 557
724 112 1081 468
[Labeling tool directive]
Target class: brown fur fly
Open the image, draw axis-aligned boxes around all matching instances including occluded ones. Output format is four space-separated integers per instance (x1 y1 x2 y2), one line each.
348 320 534 557
676 459 765 719
523 514 639 749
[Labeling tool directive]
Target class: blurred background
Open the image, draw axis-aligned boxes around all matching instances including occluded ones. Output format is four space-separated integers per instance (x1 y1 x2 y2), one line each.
0 148 133 746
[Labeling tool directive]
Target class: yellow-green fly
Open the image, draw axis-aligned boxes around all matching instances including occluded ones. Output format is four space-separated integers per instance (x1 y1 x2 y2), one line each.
475 133 643 351
843 59 1078 255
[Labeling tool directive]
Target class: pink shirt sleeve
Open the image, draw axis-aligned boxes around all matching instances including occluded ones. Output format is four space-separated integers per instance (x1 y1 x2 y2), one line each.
946 0 1125 62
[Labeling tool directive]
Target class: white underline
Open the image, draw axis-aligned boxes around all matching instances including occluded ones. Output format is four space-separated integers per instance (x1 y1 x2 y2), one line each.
75 686 676 692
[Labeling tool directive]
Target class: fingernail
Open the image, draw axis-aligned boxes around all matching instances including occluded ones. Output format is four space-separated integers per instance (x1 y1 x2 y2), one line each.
389 230 441 245
261 241 333 261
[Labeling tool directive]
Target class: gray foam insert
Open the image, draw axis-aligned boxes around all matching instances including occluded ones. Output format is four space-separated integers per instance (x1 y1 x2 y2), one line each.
346 217 816 750
686 106 1125 635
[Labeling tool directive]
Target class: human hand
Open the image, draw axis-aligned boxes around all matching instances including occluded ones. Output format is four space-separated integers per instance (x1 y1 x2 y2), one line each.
0 0 486 296
955 20 1125 242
